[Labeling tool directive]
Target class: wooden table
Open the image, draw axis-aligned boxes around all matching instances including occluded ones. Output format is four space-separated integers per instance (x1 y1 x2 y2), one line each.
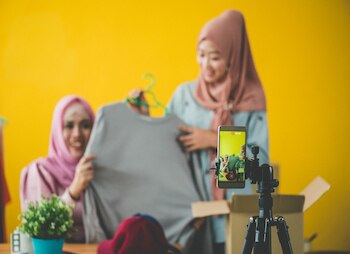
0 243 98 253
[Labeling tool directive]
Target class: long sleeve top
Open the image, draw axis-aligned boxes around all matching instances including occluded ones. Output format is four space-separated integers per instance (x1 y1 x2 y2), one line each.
82 102 212 254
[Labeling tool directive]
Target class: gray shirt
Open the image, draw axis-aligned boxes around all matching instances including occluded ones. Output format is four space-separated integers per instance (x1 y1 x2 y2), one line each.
83 102 212 253
168 81 269 243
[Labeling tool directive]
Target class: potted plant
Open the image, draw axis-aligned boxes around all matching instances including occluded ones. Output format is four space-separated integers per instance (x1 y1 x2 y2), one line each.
19 195 74 254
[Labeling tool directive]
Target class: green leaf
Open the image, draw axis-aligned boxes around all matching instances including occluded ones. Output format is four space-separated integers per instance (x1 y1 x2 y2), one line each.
18 194 74 239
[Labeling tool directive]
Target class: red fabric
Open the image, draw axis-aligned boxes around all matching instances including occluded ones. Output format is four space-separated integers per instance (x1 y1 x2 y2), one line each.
0 123 10 242
98 216 170 254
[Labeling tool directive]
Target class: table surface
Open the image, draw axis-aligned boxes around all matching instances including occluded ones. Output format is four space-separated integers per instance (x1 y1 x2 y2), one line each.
0 243 98 254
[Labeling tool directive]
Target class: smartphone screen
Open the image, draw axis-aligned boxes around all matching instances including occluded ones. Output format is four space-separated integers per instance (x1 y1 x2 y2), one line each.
217 126 246 188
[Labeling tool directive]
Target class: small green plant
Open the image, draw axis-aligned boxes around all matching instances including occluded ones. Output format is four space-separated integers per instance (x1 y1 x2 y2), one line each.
19 195 74 239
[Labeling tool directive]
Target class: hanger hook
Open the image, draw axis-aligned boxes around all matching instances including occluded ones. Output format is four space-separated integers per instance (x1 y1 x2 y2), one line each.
143 73 156 92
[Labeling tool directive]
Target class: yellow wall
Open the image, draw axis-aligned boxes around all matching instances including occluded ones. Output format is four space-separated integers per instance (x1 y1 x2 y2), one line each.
1 0 349 251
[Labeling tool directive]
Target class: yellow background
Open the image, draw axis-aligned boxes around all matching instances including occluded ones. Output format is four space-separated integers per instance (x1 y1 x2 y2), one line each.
1 0 349 251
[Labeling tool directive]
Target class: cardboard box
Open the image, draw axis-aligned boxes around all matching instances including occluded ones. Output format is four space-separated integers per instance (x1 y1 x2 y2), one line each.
192 176 330 254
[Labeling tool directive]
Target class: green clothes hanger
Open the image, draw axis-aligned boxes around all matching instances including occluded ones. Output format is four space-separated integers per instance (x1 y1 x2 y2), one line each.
125 73 169 116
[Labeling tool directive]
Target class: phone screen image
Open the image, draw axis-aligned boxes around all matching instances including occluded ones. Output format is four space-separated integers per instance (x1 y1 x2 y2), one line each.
217 126 246 188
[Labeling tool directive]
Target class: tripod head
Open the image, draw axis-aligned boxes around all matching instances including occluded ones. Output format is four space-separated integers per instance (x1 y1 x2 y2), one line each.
215 145 279 193
245 146 279 195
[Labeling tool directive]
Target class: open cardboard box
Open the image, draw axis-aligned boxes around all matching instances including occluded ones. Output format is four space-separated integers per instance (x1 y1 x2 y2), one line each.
192 176 330 254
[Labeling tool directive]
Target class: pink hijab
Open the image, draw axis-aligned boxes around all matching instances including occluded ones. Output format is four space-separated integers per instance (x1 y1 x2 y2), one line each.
37 95 95 188
194 9 266 130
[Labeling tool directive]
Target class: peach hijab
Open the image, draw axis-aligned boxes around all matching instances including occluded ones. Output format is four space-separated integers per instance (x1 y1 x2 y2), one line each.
194 10 266 130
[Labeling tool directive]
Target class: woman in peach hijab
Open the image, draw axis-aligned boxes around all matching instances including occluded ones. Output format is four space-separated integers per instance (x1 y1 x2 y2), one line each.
20 95 95 242
168 10 269 254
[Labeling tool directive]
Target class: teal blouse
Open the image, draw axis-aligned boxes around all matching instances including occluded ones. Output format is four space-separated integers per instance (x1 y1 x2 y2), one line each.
168 81 269 243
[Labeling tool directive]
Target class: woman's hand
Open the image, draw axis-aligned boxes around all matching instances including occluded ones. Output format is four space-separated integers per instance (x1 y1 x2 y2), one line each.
68 154 95 200
126 88 150 116
178 125 217 152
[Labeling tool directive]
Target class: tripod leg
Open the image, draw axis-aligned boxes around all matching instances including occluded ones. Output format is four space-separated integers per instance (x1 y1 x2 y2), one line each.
275 216 293 254
254 218 271 254
242 217 256 254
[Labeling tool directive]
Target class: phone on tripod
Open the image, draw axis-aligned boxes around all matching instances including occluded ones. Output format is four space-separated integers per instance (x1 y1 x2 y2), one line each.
217 126 246 188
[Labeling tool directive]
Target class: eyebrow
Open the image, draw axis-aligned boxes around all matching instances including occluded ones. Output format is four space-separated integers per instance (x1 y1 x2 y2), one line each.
208 51 220 55
63 118 91 123
198 48 220 55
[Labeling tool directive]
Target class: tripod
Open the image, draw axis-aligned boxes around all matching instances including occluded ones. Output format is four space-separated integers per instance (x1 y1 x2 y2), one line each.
242 161 293 254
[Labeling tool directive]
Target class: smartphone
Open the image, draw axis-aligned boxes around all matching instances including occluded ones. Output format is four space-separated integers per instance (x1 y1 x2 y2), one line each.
217 126 246 188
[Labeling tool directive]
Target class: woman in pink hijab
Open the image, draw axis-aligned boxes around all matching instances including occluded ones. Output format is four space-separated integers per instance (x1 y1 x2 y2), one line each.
20 95 95 242
168 10 269 254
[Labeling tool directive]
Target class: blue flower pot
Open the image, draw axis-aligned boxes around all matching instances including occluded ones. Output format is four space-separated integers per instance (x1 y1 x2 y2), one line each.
32 238 64 254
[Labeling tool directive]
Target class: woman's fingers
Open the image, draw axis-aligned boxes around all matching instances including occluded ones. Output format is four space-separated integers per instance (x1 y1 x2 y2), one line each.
126 89 150 116
181 139 198 151
77 155 95 168
178 125 193 134
81 154 95 163
77 162 93 173
186 144 198 152
83 171 94 181
178 131 197 151
128 88 143 98
178 134 192 142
